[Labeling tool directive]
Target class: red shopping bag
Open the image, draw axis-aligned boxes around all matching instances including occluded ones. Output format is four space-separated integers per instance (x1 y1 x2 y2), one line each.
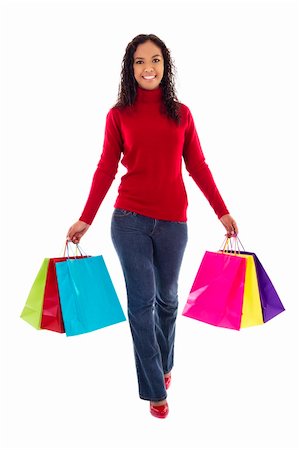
40 243 88 333
41 258 68 333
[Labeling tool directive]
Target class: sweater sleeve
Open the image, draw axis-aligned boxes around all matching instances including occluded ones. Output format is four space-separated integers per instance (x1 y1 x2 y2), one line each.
79 108 123 225
182 107 229 219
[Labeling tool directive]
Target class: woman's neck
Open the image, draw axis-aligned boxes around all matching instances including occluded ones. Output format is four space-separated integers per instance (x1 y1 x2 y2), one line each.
135 85 163 104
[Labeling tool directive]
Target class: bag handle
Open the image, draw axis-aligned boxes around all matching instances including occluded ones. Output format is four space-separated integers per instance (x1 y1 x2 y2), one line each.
62 240 88 258
219 235 245 254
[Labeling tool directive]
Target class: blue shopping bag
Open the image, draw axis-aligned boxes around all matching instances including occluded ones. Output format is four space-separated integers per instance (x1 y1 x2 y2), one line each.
55 252 126 336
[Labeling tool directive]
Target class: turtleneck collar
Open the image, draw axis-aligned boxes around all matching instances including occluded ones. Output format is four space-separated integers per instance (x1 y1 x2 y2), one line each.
135 85 163 104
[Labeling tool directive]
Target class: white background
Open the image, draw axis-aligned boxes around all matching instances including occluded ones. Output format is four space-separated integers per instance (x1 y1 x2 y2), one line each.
1 0 299 449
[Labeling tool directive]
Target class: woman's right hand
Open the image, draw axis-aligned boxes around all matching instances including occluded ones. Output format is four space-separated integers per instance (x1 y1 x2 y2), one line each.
66 220 90 244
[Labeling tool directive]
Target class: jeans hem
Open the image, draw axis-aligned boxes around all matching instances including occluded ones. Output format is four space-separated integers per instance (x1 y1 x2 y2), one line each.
139 394 167 402
164 365 173 374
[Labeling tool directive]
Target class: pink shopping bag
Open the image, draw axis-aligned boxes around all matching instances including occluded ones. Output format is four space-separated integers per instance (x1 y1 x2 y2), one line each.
182 250 247 330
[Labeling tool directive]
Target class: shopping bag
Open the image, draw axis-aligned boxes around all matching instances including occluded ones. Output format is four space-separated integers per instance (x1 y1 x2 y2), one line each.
20 242 88 333
55 254 127 336
182 250 246 330
232 254 264 328
20 258 50 329
224 240 285 322
250 253 285 322
41 255 88 333
41 258 66 333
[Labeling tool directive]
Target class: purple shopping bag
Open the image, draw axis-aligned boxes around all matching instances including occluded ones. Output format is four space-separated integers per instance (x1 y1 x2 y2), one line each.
182 251 247 330
225 250 285 322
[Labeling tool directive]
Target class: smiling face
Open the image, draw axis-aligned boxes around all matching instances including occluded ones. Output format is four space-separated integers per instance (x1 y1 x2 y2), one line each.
133 40 164 90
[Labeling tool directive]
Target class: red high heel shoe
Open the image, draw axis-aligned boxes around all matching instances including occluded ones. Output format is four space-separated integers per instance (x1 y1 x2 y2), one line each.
164 374 171 390
150 401 169 418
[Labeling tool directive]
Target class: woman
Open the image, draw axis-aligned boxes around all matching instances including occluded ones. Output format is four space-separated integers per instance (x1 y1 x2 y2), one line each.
66 34 238 419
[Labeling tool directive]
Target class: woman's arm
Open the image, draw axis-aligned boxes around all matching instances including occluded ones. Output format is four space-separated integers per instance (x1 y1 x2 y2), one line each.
183 107 238 235
79 107 123 225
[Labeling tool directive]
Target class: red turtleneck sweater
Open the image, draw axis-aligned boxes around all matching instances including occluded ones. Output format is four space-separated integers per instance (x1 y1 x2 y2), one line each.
79 85 229 224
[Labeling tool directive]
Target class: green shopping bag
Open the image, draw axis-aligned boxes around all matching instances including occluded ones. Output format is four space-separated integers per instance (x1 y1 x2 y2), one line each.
20 258 50 329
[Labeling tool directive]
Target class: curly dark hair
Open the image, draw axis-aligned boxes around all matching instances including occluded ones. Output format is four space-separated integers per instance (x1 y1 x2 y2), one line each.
112 34 182 125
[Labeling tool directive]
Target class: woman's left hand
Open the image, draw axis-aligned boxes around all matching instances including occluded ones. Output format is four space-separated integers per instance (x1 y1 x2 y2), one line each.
219 214 239 237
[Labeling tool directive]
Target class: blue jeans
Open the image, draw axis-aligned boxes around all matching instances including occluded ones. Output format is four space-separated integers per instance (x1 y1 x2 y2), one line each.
111 208 188 401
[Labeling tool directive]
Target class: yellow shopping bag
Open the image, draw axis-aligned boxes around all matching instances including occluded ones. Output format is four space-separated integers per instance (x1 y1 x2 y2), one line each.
237 254 264 328
218 238 263 328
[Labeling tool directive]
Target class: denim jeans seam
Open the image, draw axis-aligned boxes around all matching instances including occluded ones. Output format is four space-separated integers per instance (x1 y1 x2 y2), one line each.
113 208 134 217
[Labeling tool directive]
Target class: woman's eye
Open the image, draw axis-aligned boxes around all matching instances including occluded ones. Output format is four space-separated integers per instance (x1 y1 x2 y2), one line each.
136 59 160 64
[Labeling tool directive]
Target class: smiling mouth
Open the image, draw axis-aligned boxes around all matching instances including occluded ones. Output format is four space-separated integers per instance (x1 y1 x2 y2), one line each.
142 75 157 80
